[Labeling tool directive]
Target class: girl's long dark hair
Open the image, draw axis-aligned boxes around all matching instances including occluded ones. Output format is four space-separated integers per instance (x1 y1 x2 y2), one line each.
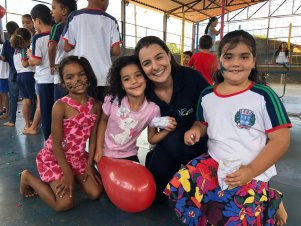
213 30 265 85
205 17 217 34
274 42 289 58
58 56 98 99
106 55 146 106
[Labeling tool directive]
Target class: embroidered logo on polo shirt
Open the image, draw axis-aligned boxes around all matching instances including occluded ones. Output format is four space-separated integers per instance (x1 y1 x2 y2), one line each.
178 108 193 116
234 109 255 129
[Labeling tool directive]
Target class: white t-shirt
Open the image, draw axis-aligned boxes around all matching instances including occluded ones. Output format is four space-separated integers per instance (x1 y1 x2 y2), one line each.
13 49 35 74
197 82 291 182
32 32 53 84
62 8 122 86
276 52 289 64
0 44 9 79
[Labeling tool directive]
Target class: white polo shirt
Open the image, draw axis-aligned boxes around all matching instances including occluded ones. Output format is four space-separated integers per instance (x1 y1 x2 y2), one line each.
32 32 53 84
197 83 292 182
62 8 122 86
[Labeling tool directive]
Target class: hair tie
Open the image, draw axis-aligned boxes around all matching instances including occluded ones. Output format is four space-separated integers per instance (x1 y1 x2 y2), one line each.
15 34 24 39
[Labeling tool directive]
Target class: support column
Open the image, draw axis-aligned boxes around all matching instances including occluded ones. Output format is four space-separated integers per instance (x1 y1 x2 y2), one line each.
121 0 127 47
192 22 196 52
220 0 225 39
163 13 168 42
180 9 185 65
195 22 199 52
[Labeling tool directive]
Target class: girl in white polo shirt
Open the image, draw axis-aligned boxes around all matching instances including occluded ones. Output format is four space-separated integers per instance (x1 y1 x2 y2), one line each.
166 30 291 226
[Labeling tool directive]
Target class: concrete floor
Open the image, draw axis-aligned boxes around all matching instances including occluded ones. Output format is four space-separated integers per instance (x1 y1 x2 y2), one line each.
0 82 300 226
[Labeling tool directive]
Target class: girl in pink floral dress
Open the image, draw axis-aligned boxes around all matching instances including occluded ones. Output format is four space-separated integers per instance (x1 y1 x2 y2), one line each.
20 56 103 211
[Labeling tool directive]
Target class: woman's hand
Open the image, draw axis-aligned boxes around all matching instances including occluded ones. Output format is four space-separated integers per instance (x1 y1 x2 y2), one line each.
83 166 102 186
55 170 74 198
224 165 255 187
184 128 201 146
165 117 177 132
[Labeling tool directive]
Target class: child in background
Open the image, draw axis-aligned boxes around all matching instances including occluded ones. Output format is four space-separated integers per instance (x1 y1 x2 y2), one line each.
165 30 290 226
10 28 36 131
183 50 192 67
188 35 218 85
21 14 40 135
49 0 77 101
0 42 9 116
27 4 53 140
0 21 19 125
62 0 122 101
22 14 36 36
204 17 220 52
94 55 176 163
20 56 102 212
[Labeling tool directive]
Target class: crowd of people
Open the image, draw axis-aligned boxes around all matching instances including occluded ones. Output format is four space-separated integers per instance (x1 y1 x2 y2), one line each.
0 0 291 225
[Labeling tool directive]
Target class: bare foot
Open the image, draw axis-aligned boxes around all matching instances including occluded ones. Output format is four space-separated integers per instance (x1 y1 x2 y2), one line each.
275 201 288 225
3 122 15 127
23 125 31 131
22 128 38 135
20 170 37 198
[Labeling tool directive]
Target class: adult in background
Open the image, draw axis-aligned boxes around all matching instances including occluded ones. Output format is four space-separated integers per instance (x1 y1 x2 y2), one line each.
134 36 209 203
204 17 221 52
273 42 290 66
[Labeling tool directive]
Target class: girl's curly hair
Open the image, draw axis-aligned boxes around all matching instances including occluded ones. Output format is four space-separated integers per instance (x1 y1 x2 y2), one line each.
106 55 146 106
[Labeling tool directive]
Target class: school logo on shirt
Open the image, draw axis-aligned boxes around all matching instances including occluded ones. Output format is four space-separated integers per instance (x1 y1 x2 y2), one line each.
178 108 193 116
234 109 255 129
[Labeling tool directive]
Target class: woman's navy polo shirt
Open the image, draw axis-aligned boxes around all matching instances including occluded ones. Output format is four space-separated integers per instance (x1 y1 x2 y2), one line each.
147 66 209 129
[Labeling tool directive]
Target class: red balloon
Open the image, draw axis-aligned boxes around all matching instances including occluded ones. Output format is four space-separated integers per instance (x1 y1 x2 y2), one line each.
98 157 156 213
0 5 6 19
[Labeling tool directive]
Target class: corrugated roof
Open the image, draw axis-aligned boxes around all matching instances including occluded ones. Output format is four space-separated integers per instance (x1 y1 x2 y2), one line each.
129 0 267 23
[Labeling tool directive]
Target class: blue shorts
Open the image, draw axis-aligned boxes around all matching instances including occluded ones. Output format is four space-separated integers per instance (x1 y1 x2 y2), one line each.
16 72 36 99
0 79 9 93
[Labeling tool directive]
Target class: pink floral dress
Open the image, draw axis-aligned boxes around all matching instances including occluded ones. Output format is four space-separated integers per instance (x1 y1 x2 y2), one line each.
36 96 97 183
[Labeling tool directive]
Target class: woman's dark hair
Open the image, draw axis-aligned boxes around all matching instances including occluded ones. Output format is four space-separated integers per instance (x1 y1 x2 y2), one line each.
6 21 19 35
134 36 180 70
199 34 213 49
10 28 32 49
31 4 52 26
274 42 289 58
205 17 218 35
213 30 265 85
106 55 146 106
58 56 98 99
55 0 77 13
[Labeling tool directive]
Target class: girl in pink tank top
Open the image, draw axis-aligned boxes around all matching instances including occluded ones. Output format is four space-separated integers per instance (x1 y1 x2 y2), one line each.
20 56 103 211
